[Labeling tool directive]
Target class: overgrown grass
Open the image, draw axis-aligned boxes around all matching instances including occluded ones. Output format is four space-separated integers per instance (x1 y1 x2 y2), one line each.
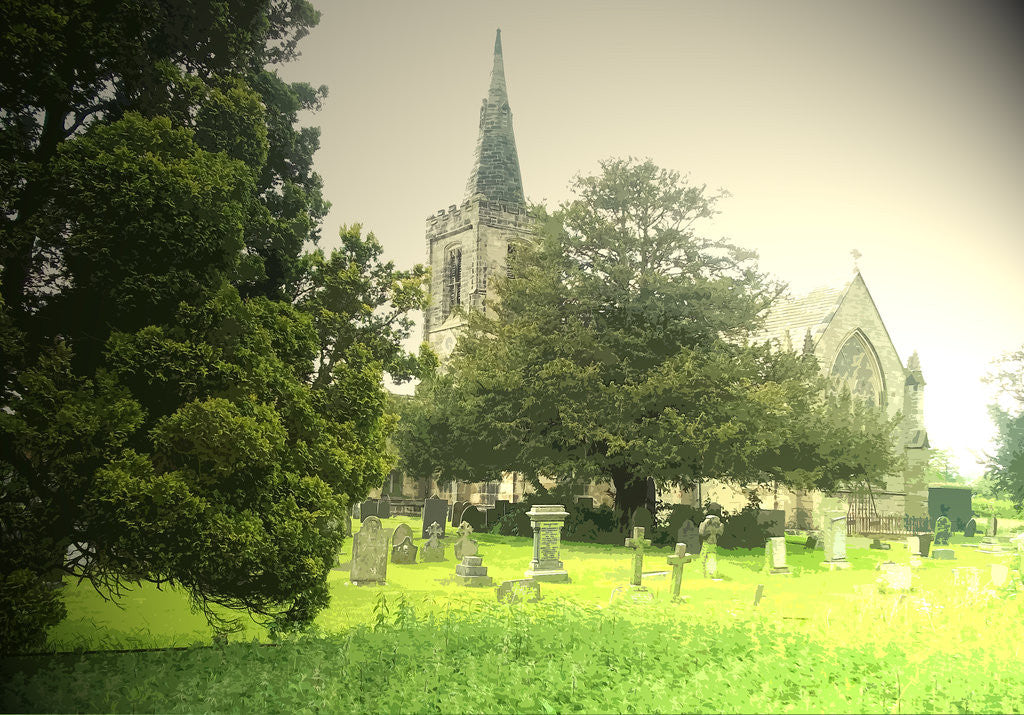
4 517 1024 713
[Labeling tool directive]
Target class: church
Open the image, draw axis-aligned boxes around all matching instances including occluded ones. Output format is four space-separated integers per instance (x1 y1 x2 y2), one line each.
385 30 931 528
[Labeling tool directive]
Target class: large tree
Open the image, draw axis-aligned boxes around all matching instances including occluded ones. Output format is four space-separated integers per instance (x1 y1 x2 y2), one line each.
982 347 1024 508
397 158 899 525
0 1 426 653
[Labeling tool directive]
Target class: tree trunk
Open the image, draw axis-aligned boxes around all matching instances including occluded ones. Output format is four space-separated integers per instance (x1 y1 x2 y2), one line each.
610 466 648 533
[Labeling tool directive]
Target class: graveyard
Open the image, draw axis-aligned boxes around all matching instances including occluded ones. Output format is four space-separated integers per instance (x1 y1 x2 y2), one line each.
7 510 1024 713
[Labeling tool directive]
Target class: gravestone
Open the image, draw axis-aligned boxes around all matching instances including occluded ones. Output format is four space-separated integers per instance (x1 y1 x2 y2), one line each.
492 499 512 522
454 522 479 561
359 499 378 522
454 554 493 587
821 509 851 569
932 548 955 560
870 538 891 550
918 533 932 558
350 516 388 585
756 509 786 538
676 519 700 557
391 536 418 564
631 506 655 534
753 583 766 607
934 515 952 546
667 543 694 601
422 495 448 540
392 523 413 546
698 513 725 578
461 505 487 533
378 495 391 519
496 578 541 604
964 518 977 538
991 563 1010 589
575 496 594 510
988 514 999 537
979 536 1003 554
879 563 912 591
421 521 447 562
804 533 824 551
451 501 468 527
625 527 653 588
907 535 921 557
524 505 570 582
764 537 790 575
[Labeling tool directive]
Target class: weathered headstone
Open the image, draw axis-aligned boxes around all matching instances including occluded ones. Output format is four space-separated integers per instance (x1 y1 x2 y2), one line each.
918 533 932 558
461 505 487 533
698 513 724 578
496 578 541 604
625 527 652 587
988 513 998 537
359 499 378 522
907 535 921 557
451 501 468 527
934 515 952 546
964 518 977 538
753 583 766 607
821 509 851 569
676 519 700 557
667 543 694 601
524 505 570 582
764 537 790 575
350 516 388 585
392 523 413 546
422 521 447 562
378 495 391 519
870 538 891 550
879 562 912 591
991 563 1010 589
454 522 479 561
454 554 493 587
391 536 418 564
422 495 448 540
756 509 786 538
631 506 655 534
932 548 956 560
575 496 595 510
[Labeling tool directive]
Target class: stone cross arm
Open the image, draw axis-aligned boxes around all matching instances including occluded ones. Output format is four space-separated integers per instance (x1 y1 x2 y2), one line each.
667 544 694 566
427 521 443 539
625 527 652 551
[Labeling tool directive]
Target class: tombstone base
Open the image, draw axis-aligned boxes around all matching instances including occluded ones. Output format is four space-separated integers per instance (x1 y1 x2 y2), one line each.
524 569 570 583
979 539 1003 553
932 548 956 560
767 567 791 575
456 564 488 577
821 560 852 570
454 574 494 587
351 580 386 586
421 547 446 563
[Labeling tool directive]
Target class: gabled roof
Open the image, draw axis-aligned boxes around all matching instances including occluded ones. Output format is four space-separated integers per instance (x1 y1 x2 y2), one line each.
753 282 849 350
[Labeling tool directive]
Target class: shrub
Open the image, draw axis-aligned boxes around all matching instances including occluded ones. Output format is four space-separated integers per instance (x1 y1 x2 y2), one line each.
0 568 68 655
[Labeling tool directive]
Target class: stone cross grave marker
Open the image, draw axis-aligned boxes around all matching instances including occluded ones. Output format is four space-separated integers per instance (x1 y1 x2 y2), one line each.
525 505 570 582
422 495 448 540
454 521 478 561
350 516 388 585
422 521 446 562
765 537 790 575
698 514 724 578
625 526 652 587
666 543 694 601
934 515 952 546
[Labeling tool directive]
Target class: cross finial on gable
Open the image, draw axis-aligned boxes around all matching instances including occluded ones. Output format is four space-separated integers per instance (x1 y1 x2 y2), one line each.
850 248 862 272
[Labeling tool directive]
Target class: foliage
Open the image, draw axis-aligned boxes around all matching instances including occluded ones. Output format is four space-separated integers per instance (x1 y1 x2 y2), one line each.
924 449 969 485
0 1 427 652
970 496 1024 521
982 347 1024 510
396 158 900 527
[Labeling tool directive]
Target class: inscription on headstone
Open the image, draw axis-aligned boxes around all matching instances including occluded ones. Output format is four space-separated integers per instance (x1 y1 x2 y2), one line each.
496 578 541 604
391 536 418 564
525 505 570 582
765 537 790 575
350 516 388 585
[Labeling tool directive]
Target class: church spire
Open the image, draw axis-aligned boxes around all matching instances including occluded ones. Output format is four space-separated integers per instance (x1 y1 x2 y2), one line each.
464 29 525 205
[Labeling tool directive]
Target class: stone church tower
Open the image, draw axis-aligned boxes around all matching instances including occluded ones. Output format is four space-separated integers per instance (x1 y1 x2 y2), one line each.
423 30 534 360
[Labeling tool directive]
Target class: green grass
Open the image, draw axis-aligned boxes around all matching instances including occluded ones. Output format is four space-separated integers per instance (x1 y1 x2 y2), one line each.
4 517 1024 713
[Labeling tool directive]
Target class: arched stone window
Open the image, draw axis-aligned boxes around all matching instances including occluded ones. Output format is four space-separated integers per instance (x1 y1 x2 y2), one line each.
442 246 462 320
829 331 884 407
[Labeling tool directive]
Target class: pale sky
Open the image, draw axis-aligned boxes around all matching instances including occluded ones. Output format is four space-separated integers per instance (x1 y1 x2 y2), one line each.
279 1 1024 480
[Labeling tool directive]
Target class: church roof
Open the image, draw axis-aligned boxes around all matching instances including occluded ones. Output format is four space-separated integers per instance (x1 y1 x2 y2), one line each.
464 30 525 205
753 282 849 350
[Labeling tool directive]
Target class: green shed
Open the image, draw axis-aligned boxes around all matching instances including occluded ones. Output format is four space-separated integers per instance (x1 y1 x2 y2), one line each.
927 484 973 532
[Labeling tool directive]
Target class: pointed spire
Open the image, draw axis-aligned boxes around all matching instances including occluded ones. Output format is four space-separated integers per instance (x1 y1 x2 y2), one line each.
802 329 815 356
907 350 921 372
464 29 525 205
